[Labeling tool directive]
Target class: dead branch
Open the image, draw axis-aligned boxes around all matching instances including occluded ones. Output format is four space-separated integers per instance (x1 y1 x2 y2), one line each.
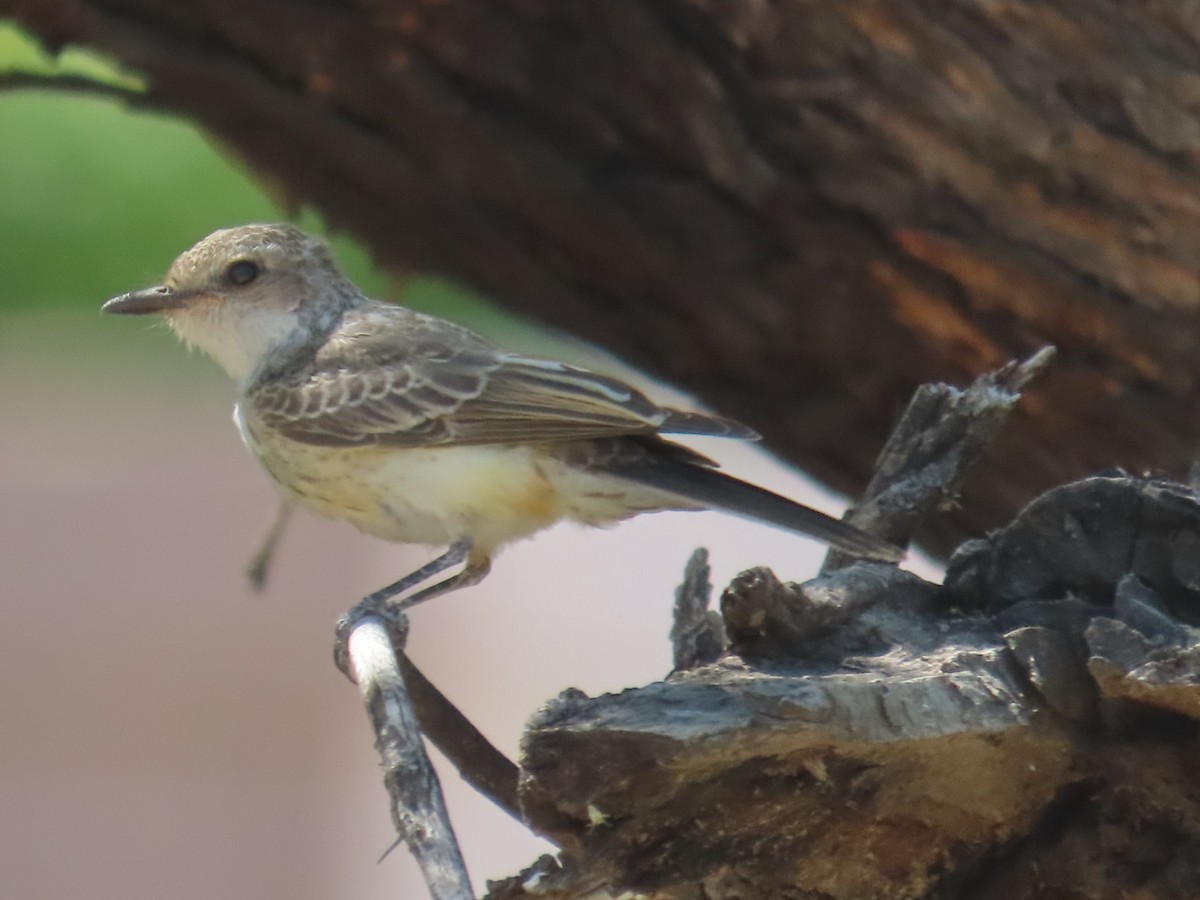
496 354 1200 899
342 614 473 900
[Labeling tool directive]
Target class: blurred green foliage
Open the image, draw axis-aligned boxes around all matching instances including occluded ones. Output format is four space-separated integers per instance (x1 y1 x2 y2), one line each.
0 21 513 335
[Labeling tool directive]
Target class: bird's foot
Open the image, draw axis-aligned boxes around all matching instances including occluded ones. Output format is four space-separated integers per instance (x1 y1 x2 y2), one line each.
333 539 481 679
334 593 411 681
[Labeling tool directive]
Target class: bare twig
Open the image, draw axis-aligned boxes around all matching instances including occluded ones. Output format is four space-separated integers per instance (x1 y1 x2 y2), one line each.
345 616 473 900
824 345 1056 571
0 71 150 106
398 653 522 824
670 548 723 671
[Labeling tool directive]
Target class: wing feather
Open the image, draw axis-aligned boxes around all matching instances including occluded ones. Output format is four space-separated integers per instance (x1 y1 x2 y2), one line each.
248 303 756 447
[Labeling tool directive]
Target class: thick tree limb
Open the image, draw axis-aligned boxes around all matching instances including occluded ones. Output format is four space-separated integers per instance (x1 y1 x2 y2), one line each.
511 480 1200 899
7 1 1200 551
496 355 1200 898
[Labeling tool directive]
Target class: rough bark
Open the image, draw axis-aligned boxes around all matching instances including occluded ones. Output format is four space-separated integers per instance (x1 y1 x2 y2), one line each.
7 0 1200 549
502 475 1200 900
477 357 1200 899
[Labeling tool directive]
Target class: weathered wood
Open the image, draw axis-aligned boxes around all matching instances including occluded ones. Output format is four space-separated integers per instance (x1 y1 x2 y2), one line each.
341 615 473 900
484 356 1200 898
510 474 1200 898
669 547 724 673
827 345 1054 570
8 1 1200 549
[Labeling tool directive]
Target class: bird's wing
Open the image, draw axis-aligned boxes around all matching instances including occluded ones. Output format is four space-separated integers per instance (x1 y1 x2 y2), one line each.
248 306 756 448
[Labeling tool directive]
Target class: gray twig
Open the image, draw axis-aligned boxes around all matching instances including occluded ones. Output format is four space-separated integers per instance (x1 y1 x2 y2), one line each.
345 616 473 900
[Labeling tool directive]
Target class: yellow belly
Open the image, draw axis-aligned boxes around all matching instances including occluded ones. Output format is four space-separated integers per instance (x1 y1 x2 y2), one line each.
236 396 691 553
252 436 574 552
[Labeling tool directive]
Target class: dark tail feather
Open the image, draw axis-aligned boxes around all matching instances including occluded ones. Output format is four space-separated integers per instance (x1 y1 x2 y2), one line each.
616 455 904 562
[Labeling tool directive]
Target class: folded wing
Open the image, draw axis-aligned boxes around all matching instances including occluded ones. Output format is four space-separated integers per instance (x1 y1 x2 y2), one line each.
249 305 756 448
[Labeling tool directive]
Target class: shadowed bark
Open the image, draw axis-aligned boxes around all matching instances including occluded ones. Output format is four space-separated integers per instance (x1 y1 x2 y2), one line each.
500 478 1200 899
7 0 1200 550
404 353 1200 898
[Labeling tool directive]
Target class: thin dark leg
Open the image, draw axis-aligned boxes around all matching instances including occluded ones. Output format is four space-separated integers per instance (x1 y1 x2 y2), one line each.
335 539 478 678
245 500 294 590
394 554 492 610
360 538 473 607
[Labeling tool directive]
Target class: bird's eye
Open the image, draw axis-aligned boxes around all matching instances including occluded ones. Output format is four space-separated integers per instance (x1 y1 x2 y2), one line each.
226 259 260 286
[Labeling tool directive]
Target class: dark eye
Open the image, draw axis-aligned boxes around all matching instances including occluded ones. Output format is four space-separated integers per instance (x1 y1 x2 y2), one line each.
226 259 260 286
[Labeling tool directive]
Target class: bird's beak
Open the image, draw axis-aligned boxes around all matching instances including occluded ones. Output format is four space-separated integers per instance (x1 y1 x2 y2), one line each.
102 285 194 315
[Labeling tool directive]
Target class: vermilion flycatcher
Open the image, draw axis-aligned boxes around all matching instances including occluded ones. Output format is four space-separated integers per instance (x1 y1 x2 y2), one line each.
104 224 901 607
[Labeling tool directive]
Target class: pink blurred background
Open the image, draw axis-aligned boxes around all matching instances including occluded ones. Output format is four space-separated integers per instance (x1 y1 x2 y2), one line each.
0 313 922 898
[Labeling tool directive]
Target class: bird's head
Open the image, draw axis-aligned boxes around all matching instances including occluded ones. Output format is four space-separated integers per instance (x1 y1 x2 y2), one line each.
103 224 359 381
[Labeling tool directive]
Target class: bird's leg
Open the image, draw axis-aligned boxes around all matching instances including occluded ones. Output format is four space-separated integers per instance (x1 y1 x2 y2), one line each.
360 538 475 608
394 552 492 610
334 539 481 679
245 500 294 590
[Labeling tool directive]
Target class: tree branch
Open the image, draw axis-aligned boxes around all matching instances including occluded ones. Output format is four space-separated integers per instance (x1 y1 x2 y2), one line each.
0 70 149 106
10 0 1200 552
344 616 473 900
398 652 521 824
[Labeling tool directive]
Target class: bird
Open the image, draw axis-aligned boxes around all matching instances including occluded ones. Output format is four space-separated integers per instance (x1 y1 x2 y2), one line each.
103 224 902 610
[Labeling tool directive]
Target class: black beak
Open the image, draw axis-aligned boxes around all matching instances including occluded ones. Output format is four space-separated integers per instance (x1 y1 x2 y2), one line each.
102 285 190 315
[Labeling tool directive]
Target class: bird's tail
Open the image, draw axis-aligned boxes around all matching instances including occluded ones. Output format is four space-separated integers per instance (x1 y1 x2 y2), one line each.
613 449 903 562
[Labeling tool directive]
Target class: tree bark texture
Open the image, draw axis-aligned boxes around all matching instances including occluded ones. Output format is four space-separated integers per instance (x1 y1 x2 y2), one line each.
505 476 1200 899
7 1 1200 544
480 358 1200 899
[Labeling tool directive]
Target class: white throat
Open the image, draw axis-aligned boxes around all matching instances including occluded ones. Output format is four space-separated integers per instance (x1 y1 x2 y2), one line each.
168 305 303 382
